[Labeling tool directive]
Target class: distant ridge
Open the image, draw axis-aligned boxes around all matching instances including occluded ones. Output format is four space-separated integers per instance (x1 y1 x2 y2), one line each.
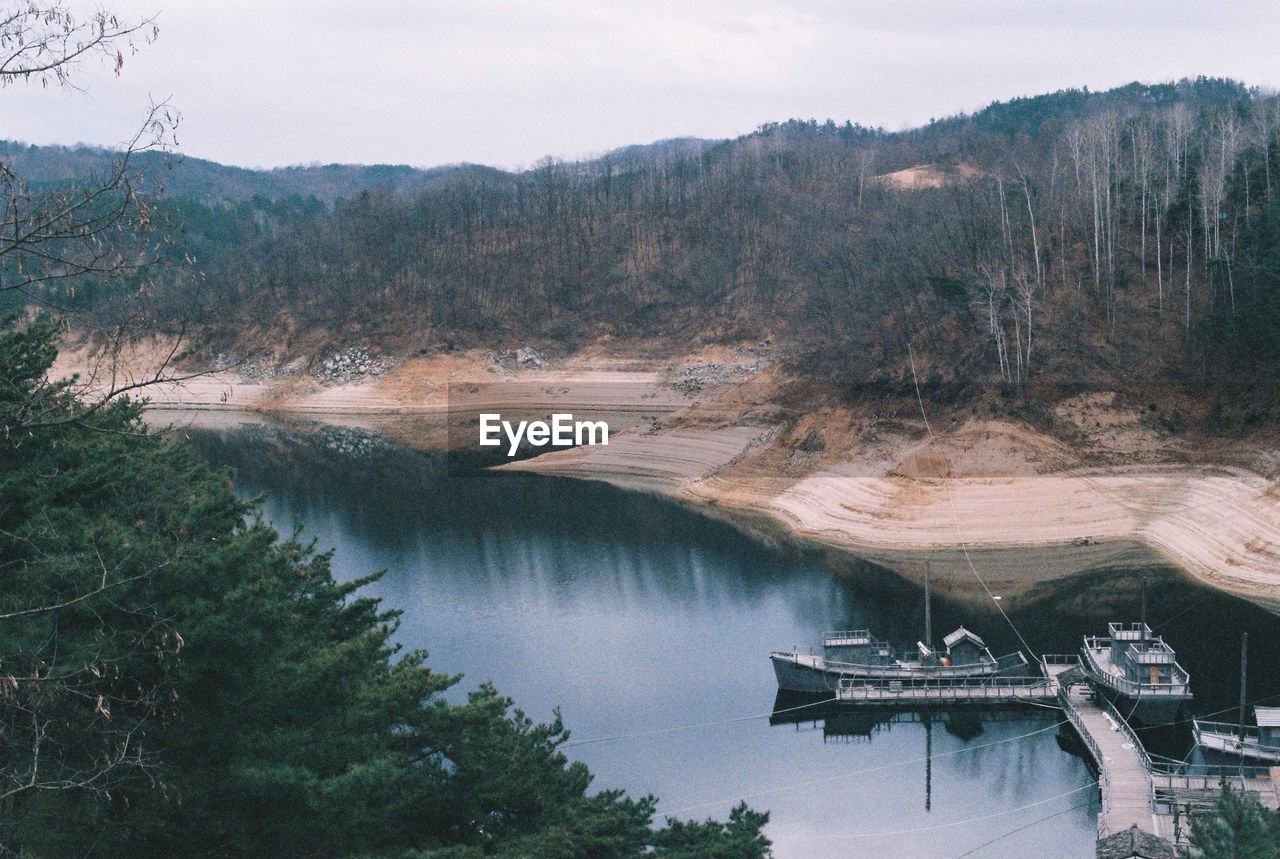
0 135 722 203
0 140 502 202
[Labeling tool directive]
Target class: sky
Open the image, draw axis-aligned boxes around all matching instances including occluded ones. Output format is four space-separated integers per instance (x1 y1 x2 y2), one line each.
3 1 1279 171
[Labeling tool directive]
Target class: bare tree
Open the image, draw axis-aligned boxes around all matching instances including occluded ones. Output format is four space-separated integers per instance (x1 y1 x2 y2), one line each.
0 1 198 813
0 5 205 439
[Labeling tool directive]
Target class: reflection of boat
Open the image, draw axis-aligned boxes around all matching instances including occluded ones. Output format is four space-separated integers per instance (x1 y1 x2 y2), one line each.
1079 622 1192 723
768 690 1025 741
770 561 1028 693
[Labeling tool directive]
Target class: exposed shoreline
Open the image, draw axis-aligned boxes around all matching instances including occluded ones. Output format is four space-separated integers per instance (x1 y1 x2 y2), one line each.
82 341 1280 615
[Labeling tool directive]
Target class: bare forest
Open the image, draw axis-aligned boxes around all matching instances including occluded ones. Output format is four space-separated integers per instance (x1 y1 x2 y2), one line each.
18 78 1280 408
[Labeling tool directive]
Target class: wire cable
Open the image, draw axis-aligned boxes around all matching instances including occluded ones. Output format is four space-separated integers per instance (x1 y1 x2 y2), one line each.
1135 690 1280 733
772 781 1097 840
950 800 1096 858
560 696 838 748
908 344 1038 660
660 715 1066 816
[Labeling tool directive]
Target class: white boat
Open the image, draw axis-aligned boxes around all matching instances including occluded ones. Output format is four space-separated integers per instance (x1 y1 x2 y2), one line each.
771 560 1029 694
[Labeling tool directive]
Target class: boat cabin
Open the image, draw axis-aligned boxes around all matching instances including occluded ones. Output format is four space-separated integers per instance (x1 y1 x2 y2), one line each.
1106 623 1182 688
943 626 992 667
1256 707 1280 746
822 630 894 666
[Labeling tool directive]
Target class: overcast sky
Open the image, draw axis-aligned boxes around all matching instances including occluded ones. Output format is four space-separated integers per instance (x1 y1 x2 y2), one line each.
4 1 1279 170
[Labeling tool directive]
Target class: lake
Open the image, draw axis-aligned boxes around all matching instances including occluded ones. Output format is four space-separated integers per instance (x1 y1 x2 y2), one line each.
179 414 1280 858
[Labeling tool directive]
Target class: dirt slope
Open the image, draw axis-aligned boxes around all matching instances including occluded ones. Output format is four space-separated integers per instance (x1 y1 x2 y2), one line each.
56 338 1280 613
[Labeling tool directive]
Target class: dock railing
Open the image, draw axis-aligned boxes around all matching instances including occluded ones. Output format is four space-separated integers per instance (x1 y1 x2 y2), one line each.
780 648 1028 679
838 674 1054 690
1057 686 1111 837
1092 690 1156 774
1192 718 1280 758
835 674 1057 704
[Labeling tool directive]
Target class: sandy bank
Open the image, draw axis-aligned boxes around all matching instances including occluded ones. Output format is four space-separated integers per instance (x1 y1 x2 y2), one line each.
508 415 1280 614
57 339 1280 613
51 341 700 417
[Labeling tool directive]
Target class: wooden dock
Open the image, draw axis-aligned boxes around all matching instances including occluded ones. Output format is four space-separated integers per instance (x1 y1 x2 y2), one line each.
827 656 1280 854
834 675 1057 706
1054 671 1157 837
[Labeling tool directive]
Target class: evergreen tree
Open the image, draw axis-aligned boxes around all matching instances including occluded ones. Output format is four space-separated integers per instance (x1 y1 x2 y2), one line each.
1189 787 1280 859
0 319 771 857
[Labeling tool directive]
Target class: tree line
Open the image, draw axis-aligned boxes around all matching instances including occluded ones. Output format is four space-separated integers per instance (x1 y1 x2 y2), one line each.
48 77 1276 406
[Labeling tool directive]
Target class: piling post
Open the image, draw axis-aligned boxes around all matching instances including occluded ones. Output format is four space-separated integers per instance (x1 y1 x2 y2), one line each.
924 559 932 653
1239 632 1249 738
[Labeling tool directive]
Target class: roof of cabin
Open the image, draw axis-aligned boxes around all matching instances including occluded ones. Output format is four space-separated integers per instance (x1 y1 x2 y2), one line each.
943 626 985 648
1256 706 1280 727
1095 825 1175 859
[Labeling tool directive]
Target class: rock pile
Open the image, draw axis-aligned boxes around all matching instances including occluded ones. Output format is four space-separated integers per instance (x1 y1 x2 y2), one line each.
313 347 391 384
667 361 756 395
488 346 548 371
664 343 780 395
211 354 297 383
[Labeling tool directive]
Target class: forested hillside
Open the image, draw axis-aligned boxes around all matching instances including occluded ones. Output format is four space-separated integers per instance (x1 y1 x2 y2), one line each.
19 78 1280 407
0 140 495 201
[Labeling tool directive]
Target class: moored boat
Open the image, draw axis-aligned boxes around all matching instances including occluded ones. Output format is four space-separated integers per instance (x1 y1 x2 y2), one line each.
1193 633 1276 764
771 626 1030 693
1194 707 1280 764
1079 622 1192 723
771 559 1029 694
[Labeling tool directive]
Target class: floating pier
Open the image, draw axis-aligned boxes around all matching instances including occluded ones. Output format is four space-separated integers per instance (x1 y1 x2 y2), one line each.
1047 660 1157 838
826 653 1280 855
1053 658 1280 852
834 674 1056 706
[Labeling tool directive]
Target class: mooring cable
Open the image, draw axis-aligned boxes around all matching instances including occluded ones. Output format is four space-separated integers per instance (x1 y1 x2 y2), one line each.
560 695 839 748
1134 690 1280 733
908 343 1039 661
777 781 1097 841
949 800 1096 858
660 716 1067 816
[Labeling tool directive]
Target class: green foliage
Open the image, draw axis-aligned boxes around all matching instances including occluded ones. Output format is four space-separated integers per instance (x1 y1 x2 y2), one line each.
652 804 773 858
0 322 771 857
1189 787 1280 859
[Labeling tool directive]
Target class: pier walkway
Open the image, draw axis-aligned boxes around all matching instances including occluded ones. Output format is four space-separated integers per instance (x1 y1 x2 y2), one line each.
826 656 1280 853
1052 667 1156 837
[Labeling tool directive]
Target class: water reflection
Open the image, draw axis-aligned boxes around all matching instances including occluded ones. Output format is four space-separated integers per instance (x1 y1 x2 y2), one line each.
188 418 1245 857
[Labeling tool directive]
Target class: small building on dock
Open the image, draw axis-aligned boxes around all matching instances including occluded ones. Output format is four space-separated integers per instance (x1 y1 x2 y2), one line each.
1257 707 1280 744
942 627 987 666
1095 825 1175 859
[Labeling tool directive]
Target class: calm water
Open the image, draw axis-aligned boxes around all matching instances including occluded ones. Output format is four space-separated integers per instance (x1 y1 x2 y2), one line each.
181 415 1280 859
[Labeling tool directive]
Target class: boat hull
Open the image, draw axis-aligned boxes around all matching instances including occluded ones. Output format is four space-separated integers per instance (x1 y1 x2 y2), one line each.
1096 687 1188 725
771 653 843 693
769 651 1029 694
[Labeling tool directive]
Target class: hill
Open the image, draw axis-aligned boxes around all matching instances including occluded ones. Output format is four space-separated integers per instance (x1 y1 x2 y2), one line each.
14 78 1280 420
0 140 504 202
